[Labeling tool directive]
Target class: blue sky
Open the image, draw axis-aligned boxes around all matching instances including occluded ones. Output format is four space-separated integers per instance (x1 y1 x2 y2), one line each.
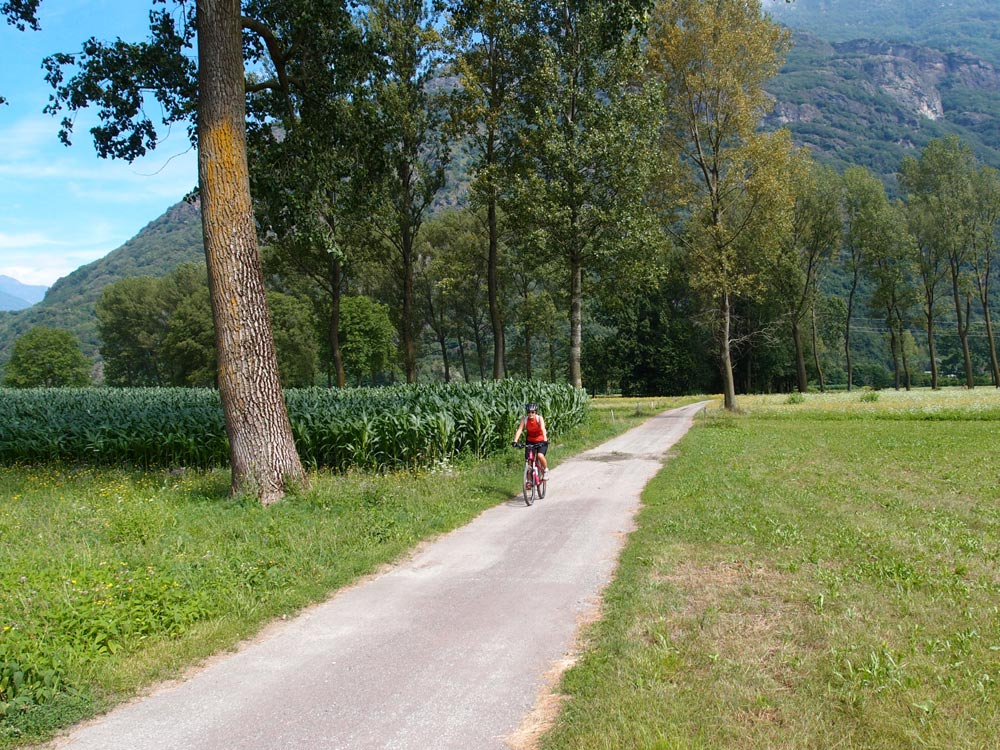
0 0 198 287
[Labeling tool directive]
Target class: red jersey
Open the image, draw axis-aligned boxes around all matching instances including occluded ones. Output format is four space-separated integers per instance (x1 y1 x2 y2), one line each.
524 414 545 443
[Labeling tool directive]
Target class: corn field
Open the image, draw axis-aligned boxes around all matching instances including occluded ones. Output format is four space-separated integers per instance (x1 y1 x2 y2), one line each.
0 381 588 472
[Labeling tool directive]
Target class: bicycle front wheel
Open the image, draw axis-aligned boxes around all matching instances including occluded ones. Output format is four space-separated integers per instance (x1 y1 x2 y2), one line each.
523 467 534 506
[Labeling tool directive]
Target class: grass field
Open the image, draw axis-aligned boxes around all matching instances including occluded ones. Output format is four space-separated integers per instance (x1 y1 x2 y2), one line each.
539 389 1000 750
0 396 692 748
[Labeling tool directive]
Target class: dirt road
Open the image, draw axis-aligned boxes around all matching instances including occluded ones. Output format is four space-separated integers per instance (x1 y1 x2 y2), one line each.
49 401 708 750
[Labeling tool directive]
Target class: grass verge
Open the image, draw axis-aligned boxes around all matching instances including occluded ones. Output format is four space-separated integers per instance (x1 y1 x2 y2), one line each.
0 396 697 748
539 390 1000 750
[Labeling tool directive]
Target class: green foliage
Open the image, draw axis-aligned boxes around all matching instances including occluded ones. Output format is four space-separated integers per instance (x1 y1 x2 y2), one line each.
2 327 90 388
267 292 319 388
0 381 588 471
339 296 396 386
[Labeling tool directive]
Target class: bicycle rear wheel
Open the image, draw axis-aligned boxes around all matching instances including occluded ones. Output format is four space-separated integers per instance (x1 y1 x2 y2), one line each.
538 476 547 499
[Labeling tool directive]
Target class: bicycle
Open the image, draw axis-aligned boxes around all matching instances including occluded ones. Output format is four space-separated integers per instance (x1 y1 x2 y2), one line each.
512 441 547 506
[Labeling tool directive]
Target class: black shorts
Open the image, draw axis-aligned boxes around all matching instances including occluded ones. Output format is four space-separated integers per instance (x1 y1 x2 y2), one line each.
525 441 548 459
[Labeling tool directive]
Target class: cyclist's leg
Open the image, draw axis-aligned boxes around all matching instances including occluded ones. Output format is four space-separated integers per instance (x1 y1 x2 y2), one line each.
534 442 549 477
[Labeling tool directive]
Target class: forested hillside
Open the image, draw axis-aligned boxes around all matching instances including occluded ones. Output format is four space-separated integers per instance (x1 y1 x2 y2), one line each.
0 200 202 362
765 31 1000 183
764 0 1000 66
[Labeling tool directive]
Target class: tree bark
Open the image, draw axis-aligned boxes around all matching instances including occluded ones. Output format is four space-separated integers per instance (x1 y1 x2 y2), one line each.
791 319 808 393
810 305 825 392
487 175 505 380
721 291 737 410
328 256 345 388
949 259 975 388
569 246 583 389
196 0 306 504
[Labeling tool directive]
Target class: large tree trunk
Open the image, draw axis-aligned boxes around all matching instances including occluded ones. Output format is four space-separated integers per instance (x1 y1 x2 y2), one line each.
196 0 306 505
721 291 737 410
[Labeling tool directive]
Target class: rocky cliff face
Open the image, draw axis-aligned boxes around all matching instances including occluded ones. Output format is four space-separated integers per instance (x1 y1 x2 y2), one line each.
830 40 1000 122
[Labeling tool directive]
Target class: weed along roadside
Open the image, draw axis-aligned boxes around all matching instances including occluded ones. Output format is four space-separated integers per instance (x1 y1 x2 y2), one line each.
0 390 696 749
536 389 1000 750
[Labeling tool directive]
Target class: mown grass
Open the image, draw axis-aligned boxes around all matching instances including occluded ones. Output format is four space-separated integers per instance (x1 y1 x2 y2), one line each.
540 389 1000 750
0 395 698 748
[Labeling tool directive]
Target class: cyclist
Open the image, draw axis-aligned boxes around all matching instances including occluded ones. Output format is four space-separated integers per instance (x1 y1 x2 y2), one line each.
512 402 549 480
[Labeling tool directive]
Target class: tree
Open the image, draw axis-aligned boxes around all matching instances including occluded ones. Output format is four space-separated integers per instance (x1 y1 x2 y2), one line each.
159 263 217 387
247 1 379 389
840 166 887 392
36 0 313 502
96 277 167 386
339 295 396 386
865 199 918 390
267 292 319 387
966 166 1000 386
514 0 659 389
900 155 951 389
899 137 979 389
3 326 91 387
365 0 449 384
446 0 531 380
774 154 841 393
646 0 793 409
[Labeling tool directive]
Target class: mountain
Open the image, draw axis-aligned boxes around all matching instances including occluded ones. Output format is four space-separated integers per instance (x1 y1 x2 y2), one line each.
764 30 1000 184
764 0 1000 67
0 275 48 311
0 200 204 364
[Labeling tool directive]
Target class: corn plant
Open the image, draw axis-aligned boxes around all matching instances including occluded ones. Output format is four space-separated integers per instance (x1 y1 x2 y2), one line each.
0 381 588 472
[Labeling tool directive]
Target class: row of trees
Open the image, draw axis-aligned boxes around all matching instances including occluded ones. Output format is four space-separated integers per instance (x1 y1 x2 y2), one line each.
9 0 1000 502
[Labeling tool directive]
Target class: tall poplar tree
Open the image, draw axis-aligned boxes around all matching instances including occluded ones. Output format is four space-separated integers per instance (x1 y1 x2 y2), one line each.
775 154 841 393
841 166 887 392
899 137 978 389
514 0 658 389
446 0 531 380
646 0 793 410
365 0 449 383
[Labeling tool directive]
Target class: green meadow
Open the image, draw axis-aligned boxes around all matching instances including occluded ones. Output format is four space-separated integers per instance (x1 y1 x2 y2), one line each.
540 390 1000 750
